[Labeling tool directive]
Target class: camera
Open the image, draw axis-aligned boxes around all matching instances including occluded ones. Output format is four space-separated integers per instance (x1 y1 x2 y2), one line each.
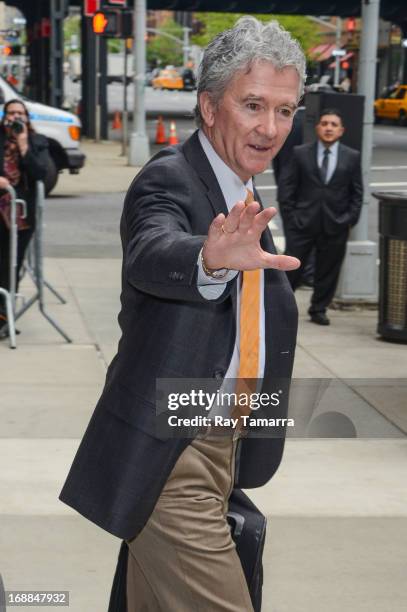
10 119 25 134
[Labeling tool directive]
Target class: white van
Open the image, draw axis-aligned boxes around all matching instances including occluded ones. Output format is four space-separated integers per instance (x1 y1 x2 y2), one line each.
0 75 85 194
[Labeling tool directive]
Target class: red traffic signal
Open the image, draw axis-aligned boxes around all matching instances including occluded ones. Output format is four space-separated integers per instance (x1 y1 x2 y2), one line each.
93 12 108 34
92 9 131 37
346 18 356 32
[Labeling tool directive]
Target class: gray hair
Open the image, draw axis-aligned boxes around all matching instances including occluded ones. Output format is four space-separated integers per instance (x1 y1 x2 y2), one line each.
195 16 307 127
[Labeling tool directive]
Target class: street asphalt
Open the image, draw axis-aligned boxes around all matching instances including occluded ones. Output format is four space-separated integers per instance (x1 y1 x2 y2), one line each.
0 135 406 611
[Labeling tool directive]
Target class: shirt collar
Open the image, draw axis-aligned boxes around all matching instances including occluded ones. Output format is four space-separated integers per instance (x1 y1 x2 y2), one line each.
318 139 339 156
198 129 253 211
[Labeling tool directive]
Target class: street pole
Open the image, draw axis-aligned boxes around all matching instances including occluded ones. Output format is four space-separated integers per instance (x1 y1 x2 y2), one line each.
334 17 342 87
95 34 101 143
336 0 380 301
401 31 407 83
183 26 190 66
121 39 129 157
354 0 380 243
128 0 150 166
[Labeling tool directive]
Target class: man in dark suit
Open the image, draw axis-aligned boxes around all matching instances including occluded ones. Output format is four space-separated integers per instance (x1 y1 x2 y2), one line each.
60 16 305 610
280 109 363 325
272 104 315 286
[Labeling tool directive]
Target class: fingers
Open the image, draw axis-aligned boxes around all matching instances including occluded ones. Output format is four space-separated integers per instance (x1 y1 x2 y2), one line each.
237 201 261 232
262 253 301 271
251 207 277 234
222 200 245 233
207 213 226 239
209 203 278 243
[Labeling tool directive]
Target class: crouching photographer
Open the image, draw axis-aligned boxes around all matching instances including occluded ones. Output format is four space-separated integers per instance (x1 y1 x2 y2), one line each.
0 99 50 336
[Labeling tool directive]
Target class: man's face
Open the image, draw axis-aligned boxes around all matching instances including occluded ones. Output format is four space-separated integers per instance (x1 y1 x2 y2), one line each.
315 114 344 146
200 61 299 182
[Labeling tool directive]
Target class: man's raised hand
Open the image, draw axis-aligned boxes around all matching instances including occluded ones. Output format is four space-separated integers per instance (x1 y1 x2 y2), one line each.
203 200 300 272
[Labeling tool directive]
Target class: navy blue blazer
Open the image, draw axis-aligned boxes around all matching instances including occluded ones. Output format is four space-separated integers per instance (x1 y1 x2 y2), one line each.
59 131 298 540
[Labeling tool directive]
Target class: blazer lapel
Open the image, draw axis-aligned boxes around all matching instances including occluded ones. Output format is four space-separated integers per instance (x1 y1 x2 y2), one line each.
311 141 326 184
326 142 344 185
182 131 229 219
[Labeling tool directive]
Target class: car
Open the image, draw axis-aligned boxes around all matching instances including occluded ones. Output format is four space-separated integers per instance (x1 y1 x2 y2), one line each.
374 85 407 126
0 75 85 194
151 67 183 91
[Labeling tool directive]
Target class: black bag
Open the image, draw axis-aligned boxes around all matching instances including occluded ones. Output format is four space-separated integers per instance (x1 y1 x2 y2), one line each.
108 488 266 612
227 488 266 612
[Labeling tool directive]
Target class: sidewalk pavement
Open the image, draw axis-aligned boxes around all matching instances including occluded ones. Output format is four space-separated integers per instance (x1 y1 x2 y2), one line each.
54 139 142 196
1 145 407 612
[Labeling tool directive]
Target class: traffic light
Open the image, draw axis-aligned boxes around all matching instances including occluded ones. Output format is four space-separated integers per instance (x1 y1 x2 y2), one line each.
92 8 132 38
346 18 356 32
2 44 21 56
92 10 119 36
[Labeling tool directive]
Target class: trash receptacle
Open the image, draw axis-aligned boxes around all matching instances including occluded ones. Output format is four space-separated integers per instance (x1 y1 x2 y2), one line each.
373 191 407 342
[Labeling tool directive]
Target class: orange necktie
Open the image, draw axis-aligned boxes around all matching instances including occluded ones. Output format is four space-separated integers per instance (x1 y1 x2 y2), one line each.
233 189 261 423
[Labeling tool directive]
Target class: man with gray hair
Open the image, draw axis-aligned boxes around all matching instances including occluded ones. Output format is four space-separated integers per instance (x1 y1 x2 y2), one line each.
60 16 305 610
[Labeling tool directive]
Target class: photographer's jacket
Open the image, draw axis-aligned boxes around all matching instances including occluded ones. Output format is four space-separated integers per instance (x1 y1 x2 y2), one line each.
0 129 49 227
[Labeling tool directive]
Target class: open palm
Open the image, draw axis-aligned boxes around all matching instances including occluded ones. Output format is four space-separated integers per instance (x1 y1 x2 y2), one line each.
204 200 300 272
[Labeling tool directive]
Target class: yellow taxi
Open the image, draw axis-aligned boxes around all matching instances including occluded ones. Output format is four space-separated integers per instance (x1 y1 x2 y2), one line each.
374 85 407 125
151 67 183 90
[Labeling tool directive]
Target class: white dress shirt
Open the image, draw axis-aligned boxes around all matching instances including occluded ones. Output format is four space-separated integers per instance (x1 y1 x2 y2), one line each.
317 140 338 184
196 129 266 382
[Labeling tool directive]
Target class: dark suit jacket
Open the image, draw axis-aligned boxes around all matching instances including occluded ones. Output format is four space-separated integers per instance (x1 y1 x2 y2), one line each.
278 141 363 235
272 107 304 187
59 131 298 540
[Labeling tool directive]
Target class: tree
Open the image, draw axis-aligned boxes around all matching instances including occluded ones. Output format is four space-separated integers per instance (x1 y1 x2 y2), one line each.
147 17 184 68
191 13 320 60
64 15 80 53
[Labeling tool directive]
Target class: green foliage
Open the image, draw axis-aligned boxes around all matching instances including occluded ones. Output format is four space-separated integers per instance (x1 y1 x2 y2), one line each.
191 13 320 59
64 15 80 51
147 17 183 67
108 39 122 53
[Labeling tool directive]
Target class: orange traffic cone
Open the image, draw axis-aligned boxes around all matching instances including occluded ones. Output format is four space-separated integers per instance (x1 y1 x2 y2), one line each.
155 115 167 144
168 121 179 145
112 111 122 130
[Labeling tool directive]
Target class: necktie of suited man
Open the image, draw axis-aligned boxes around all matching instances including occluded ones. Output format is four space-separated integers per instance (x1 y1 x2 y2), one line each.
232 189 261 425
320 147 331 184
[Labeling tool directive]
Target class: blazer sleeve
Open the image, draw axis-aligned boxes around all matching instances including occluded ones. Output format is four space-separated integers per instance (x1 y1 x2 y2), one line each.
123 157 237 303
348 150 363 227
21 134 49 182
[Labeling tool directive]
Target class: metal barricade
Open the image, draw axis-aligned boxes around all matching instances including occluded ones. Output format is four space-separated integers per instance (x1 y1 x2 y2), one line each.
0 184 25 348
15 181 71 343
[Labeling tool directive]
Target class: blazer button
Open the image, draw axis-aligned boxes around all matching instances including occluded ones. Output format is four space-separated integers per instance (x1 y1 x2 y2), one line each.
213 370 225 380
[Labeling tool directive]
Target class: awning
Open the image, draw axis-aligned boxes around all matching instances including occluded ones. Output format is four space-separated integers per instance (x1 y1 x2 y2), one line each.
308 44 337 62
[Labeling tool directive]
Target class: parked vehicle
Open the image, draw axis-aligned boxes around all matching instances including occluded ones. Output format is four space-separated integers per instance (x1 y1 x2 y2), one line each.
374 85 407 126
0 75 85 194
152 67 183 90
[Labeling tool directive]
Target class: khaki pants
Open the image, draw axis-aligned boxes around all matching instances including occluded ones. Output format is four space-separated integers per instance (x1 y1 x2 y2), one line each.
126 433 254 612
